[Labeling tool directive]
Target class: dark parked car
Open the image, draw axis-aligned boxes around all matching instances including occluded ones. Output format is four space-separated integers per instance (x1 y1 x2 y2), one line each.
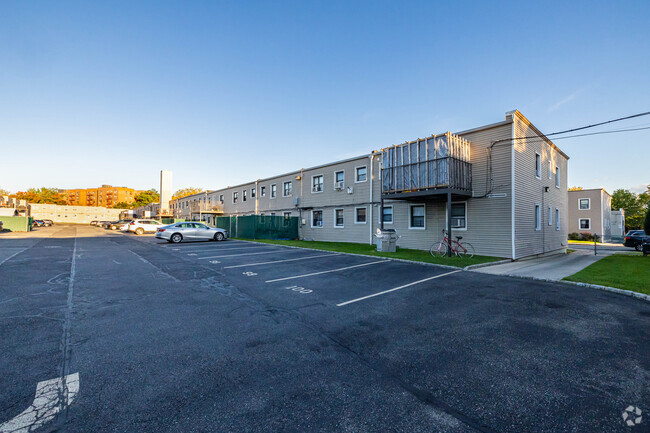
623 230 647 251
33 219 45 227
108 219 133 230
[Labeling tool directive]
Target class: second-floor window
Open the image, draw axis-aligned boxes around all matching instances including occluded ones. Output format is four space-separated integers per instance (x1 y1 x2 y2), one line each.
251 188 256 198
312 175 323 193
579 198 590 210
535 153 541 178
334 171 344 189
261 186 266 197
233 192 238 204
283 181 292 197
356 166 367 182
271 184 277 198
219 194 224 203
243 190 247 202
556 166 560 188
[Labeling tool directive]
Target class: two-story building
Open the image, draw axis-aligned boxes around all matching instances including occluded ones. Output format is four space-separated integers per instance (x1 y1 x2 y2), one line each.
170 110 569 259
568 188 624 241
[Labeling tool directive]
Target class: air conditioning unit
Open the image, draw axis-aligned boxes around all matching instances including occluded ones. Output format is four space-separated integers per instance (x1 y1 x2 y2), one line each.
312 186 322 193
335 181 344 190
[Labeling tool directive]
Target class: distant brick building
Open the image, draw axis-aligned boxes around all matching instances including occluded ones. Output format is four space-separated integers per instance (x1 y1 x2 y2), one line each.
62 185 143 208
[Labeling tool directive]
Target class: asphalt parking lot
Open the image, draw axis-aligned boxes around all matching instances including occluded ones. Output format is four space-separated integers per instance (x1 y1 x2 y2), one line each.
1 224 649 433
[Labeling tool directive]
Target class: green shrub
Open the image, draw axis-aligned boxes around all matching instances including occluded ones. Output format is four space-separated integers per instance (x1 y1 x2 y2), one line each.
568 232 580 240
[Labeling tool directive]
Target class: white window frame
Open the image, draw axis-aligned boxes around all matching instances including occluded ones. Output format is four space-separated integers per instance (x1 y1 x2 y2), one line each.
243 190 247 202
578 198 590 210
379 205 393 224
311 175 324 193
548 206 553 226
270 184 277 199
445 201 468 231
311 209 323 228
283 212 291 219
555 166 560 188
555 208 560 230
334 170 345 189
535 204 541 231
355 165 368 183
233 192 238 204
333 208 344 228
408 204 426 230
282 181 292 197
219 194 224 203
578 218 591 231
535 152 541 179
260 186 266 197
251 188 256 198
354 206 367 224
548 160 552 179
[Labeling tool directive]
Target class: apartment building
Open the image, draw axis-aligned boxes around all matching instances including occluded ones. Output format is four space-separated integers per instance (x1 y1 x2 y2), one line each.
170 110 569 259
29 203 126 224
63 185 143 207
568 188 623 241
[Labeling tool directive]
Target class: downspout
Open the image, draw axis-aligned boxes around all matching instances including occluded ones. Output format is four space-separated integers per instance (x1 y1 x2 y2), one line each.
369 153 374 244
255 180 259 215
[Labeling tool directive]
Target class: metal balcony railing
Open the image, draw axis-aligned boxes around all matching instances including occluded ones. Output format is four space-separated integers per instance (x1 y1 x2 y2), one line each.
189 202 223 213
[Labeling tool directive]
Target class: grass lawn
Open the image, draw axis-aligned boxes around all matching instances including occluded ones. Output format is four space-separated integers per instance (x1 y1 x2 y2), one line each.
237 239 503 267
564 254 650 295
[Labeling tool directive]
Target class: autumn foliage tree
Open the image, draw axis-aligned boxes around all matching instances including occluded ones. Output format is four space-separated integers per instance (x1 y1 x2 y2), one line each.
173 187 204 200
13 188 67 205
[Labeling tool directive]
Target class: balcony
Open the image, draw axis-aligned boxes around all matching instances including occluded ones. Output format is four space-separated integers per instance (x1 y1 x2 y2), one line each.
381 132 472 200
190 202 223 214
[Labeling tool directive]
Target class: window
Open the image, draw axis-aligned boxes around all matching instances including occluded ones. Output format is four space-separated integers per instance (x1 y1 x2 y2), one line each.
555 208 560 230
312 175 323 193
220 195 224 203
261 186 266 197
355 207 367 224
381 206 393 224
451 202 467 229
251 188 256 198
283 212 291 219
535 204 541 230
271 184 277 198
535 153 541 178
233 192 238 204
334 170 345 189
283 181 292 197
555 166 560 188
312 210 323 228
243 190 247 202
548 206 553 226
409 205 425 229
578 198 590 210
355 166 367 182
334 209 344 227
548 160 552 179
579 218 591 230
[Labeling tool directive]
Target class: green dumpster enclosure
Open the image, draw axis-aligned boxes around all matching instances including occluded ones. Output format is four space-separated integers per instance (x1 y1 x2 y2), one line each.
0 216 32 232
215 215 298 240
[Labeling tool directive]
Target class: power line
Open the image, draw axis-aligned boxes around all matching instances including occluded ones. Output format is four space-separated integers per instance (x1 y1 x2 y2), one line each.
505 125 650 146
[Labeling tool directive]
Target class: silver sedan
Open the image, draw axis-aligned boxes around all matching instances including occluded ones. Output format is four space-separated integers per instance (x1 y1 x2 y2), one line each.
155 222 228 243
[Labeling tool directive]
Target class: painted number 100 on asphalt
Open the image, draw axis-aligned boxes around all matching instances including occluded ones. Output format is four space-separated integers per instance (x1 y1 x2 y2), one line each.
283 286 312 294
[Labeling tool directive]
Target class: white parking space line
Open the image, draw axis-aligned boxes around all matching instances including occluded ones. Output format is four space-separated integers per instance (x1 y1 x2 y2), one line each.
223 253 341 269
0 248 27 267
160 241 246 248
179 245 278 254
336 270 461 307
265 260 386 283
197 250 290 260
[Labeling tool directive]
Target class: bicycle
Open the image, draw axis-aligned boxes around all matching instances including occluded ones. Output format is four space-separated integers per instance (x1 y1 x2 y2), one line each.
430 229 475 258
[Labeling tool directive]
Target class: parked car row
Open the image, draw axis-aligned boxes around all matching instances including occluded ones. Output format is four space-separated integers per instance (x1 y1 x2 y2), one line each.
89 218 228 242
33 219 54 227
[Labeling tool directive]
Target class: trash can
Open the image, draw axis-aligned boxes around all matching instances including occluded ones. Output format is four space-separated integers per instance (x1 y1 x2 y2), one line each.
375 228 399 253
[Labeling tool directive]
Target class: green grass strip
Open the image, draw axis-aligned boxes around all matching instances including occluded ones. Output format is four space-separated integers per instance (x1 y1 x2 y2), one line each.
564 254 650 295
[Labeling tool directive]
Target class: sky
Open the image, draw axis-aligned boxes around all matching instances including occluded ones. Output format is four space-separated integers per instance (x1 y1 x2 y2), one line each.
1 0 649 195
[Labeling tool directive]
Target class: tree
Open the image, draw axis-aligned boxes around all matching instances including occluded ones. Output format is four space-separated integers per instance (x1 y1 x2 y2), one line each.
173 187 204 200
133 189 159 208
568 186 583 191
0 187 10 196
612 189 645 230
113 201 132 209
13 187 67 205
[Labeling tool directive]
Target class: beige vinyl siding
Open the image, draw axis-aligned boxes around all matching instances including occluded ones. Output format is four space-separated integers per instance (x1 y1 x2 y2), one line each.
513 113 569 258
567 189 609 236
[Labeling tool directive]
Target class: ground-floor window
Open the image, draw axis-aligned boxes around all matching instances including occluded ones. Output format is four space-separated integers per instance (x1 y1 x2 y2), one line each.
535 204 541 230
284 212 291 218
334 209 344 227
409 204 425 229
355 207 366 224
579 218 590 230
548 206 552 226
451 202 467 229
312 210 323 228
555 208 560 230
381 206 393 224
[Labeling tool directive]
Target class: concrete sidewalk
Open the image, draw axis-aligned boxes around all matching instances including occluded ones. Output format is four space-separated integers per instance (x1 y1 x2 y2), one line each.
473 249 609 280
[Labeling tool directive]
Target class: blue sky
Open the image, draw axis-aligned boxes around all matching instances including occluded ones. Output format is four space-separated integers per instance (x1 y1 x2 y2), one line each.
1 1 648 195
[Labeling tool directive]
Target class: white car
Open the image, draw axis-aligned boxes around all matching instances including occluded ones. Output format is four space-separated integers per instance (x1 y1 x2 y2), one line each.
126 219 164 235
155 222 228 243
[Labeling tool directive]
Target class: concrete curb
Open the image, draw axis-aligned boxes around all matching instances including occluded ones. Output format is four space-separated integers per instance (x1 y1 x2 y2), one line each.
236 239 650 304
